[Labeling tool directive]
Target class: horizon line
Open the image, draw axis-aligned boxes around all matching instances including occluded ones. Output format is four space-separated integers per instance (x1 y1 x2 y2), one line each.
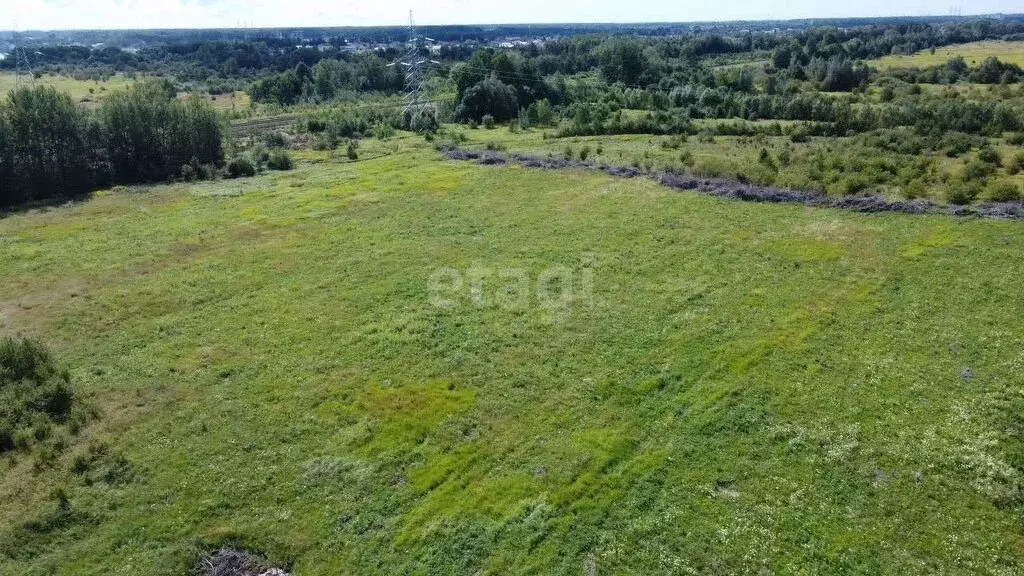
4 12 1022 35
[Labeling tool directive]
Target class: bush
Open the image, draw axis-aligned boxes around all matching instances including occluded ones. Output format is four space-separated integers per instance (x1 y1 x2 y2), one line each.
226 157 256 179
946 181 982 205
180 164 198 182
777 148 793 166
837 175 870 195
0 337 80 453
248 144 271 169
693 157 729 178
942 132 978 157
311 133 337 151
1007 152 1024 175
963 159 996 181
267 150 294 171
404 107 439 134
986 180 1022 202
374 123 396 140
978 147 1002 166
1006 132 1024 145
262 131 288 148
481 114 496 129
902 179 929 199
679 149 695 167
346 141 359 161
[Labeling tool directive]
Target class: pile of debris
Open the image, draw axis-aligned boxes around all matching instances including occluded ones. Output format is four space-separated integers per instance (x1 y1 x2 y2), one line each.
194 548 289 576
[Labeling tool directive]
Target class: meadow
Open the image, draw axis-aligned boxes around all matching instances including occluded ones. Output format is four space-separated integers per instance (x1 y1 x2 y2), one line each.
2 134 1024 574
872 40 1024 69
0 72 135 104
444 125 1024 203
0 72 251 113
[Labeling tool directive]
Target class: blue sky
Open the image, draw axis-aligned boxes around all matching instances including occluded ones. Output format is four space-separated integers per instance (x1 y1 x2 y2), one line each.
9 0 1022 31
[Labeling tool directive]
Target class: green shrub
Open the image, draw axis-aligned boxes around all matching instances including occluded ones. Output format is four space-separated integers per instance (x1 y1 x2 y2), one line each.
837 175 870 196
1006 132 1024 145
693 158 728 178
374 123 396 140
0 337 79 454
978 147 1002 166
481 114 496 129
1006 152 1024 175
180 164 198 182
226 157 256 179
946 181 982 205
267 150 294 171
346 141 359 161
679 149 695 167
963 159 996 181
262 131 288 148
789 126 810 143
986 180 1022 202
311 133 337 151
777 148 793 167
902 179 929 199
579 146 591 161
248 144 271 169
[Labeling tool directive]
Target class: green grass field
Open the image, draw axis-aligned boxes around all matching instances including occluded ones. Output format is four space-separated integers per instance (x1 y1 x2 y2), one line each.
0 72 136 104
872 40 1024 69
0 72 251 112
446 125 1024 202
3 135 1024 574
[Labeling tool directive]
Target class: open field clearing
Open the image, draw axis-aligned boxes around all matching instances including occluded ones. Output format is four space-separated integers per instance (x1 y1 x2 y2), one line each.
0 72 135 103
872 40 1024 69
2 139 1024 574
207 91 252 113
0 72 250 112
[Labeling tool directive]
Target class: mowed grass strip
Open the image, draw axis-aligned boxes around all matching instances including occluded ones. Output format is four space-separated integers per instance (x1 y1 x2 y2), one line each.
1 141 1024 574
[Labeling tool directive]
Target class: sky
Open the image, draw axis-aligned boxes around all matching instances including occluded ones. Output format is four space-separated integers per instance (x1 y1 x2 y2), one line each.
6 0 1022 31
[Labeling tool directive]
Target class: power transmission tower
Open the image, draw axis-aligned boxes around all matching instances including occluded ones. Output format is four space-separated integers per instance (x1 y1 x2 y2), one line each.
388 10 440 114
12 19 36 89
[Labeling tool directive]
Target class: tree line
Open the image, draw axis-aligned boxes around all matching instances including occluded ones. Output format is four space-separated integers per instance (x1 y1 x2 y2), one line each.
0 82 223 208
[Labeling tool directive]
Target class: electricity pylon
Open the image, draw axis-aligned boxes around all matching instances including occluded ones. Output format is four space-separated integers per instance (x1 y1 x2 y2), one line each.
11 19 35 89
387 10 440 114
